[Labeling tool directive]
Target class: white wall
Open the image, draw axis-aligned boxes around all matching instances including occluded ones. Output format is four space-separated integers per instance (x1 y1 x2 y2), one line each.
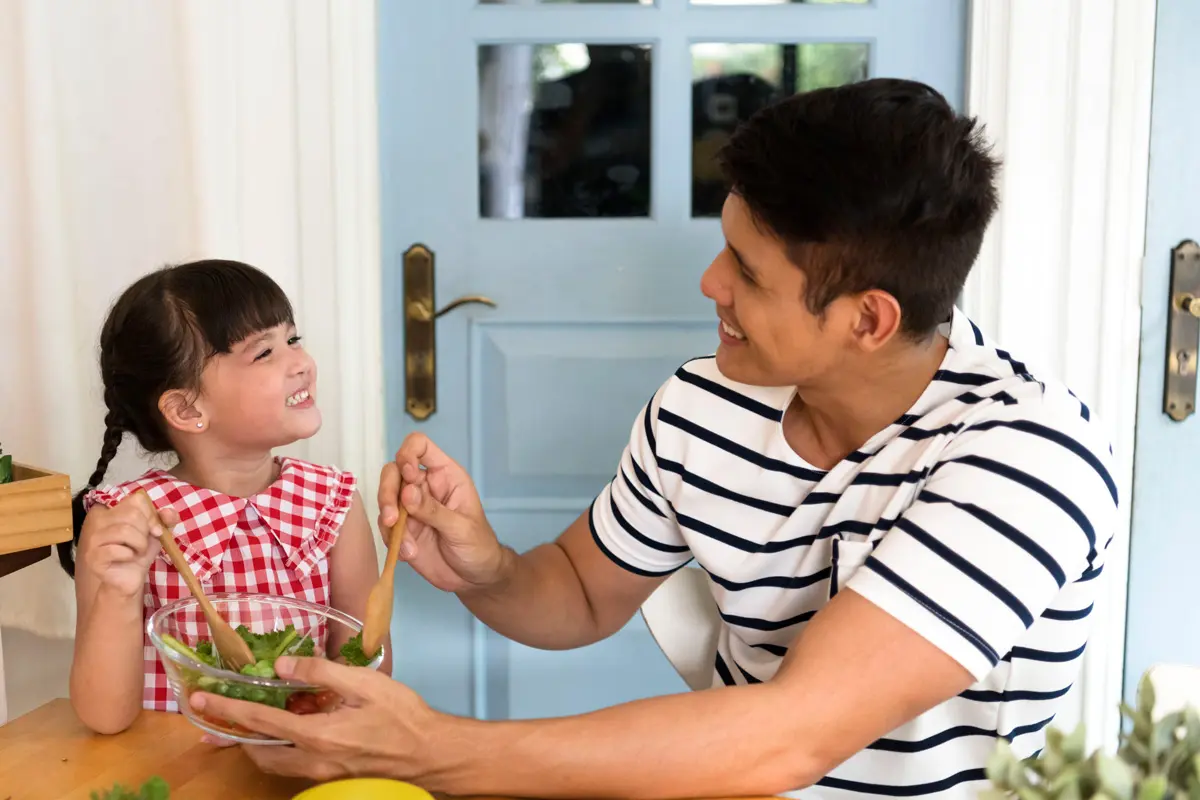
0 627 73 722
0 0 382 718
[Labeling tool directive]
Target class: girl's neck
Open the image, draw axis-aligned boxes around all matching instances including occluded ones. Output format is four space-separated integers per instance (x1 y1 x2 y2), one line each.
170 452 281 498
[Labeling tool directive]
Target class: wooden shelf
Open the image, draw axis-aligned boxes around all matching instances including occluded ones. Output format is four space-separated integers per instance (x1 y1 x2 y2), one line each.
0 545 51 579
0 464 72 556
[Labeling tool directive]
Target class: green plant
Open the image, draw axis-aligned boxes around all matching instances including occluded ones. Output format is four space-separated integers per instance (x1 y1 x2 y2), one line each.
986 673 1200 800
0 443 11 484
90 776 169 800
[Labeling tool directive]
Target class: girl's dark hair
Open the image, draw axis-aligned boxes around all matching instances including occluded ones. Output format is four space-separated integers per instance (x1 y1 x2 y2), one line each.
58 260 293 577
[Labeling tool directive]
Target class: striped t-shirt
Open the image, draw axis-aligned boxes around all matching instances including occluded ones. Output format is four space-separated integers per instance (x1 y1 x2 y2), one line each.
590 307 1117 800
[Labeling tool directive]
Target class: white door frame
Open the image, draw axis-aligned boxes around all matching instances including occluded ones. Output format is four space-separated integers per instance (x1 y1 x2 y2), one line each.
325 0 1157 748
962 0 1155 750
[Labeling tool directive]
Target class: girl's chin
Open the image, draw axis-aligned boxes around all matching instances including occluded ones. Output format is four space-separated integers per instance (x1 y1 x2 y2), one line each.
273 408 323 444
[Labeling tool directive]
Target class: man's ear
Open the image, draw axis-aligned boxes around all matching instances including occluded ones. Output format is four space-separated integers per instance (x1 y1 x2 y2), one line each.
159 390 206 434
850 290 903 352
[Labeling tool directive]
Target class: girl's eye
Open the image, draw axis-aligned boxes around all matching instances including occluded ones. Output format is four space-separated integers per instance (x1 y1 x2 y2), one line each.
288 335 303 346
254 348 273 362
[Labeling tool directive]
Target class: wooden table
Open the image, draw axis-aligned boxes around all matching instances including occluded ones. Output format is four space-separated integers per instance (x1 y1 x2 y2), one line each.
0 699 312 799
1 699 778 800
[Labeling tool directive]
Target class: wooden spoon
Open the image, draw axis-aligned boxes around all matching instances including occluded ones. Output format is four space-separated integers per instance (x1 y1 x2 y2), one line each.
360 500 408 659
134 490 255 672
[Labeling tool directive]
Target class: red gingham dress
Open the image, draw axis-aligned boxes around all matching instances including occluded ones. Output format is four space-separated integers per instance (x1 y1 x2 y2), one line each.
84 457 356 712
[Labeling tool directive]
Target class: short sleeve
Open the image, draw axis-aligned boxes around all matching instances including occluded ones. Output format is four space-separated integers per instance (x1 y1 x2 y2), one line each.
314 467 357 542
846 399 1118 679
266 460 358 575
589 383 692 576
84 485 130 513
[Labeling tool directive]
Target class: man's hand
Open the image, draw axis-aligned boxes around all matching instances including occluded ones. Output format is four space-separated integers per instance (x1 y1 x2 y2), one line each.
191 657 442 783
378 433 508 593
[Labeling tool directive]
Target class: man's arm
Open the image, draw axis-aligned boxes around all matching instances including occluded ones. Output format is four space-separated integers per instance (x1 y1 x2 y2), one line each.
428 589 974 799
457 511 671 650
386 382 691 650
201 587 974 797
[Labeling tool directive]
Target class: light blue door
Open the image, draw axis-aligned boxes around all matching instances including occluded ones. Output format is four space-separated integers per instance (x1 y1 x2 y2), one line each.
377 0 968 720
1125 0 1200 700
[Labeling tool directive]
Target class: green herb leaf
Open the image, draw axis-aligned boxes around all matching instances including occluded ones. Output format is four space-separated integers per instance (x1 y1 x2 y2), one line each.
0 453 12 485
1138 774 1169 800
978 790 1011 800
186 626 321 710
1139 674 1158 719
1094 753 1134 800
1153 712 1186 764
339 632 381 668
89 776 169 800
236 624 304 661
1062 722 1087 762
987 739 1018 787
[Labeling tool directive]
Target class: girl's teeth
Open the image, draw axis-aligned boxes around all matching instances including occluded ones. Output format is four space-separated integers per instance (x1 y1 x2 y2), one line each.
722 322 746 341
286 390 310 407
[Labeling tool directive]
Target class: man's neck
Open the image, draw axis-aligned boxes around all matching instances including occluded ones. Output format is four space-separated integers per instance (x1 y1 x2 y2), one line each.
782 333 949 470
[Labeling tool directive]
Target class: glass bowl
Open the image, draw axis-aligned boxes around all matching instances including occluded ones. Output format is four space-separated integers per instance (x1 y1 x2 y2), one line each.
147 592 385 745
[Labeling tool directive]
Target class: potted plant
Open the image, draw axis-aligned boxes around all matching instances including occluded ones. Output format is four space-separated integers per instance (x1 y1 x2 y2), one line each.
0 442 72 557
986 672 1200 800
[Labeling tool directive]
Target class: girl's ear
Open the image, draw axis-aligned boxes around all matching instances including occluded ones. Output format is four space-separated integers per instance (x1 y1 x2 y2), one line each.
159 390 205 434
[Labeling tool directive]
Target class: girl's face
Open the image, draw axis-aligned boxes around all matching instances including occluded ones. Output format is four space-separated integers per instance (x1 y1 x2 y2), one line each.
198 323 321 451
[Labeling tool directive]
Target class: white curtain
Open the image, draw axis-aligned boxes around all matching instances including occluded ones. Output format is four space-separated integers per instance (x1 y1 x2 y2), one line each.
0 0 384 641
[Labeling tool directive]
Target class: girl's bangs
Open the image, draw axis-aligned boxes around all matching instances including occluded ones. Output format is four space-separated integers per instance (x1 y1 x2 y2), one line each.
167 260 295 355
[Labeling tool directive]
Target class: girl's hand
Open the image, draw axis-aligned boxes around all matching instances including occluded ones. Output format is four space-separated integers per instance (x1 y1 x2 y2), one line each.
377 433 508 594
77 492 177 598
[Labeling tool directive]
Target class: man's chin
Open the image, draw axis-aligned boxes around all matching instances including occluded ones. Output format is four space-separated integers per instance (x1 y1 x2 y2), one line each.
714 347 756 385
715 348 794 389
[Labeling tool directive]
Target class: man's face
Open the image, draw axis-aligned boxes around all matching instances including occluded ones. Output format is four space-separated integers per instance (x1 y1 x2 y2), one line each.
700 194 849 388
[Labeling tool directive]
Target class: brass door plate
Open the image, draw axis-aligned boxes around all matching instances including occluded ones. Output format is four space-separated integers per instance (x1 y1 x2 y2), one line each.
404 244 437 421
1165 240 1200 422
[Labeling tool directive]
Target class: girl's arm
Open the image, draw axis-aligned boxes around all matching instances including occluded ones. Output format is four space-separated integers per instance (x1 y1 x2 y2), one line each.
328 490 392 676
70 498 166 734
71 579 146 734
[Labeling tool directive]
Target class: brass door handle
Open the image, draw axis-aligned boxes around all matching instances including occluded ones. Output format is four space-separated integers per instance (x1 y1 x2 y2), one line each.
403 244 496 421
1166 240 1200 421
407 295 497 323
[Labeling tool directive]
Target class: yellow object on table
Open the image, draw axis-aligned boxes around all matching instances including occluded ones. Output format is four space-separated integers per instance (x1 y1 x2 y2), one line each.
294 778 436 800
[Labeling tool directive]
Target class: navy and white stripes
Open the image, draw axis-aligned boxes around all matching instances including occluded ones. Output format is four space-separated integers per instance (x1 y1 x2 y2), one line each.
589 308 1116 800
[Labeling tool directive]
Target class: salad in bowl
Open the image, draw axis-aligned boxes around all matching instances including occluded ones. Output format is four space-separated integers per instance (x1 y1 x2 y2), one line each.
147 593 384 744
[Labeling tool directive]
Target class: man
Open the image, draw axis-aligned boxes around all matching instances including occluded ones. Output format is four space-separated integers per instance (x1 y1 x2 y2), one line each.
195 79 1117 800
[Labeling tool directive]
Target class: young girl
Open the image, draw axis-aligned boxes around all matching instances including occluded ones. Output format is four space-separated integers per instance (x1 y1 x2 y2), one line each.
61 259 390 735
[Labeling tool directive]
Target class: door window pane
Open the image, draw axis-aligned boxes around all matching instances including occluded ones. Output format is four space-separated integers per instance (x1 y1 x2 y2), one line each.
479 44 652 219
691 42 869 216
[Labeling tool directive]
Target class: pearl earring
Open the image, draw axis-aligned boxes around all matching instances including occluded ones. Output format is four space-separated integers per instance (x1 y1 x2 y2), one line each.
196 422 204 429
